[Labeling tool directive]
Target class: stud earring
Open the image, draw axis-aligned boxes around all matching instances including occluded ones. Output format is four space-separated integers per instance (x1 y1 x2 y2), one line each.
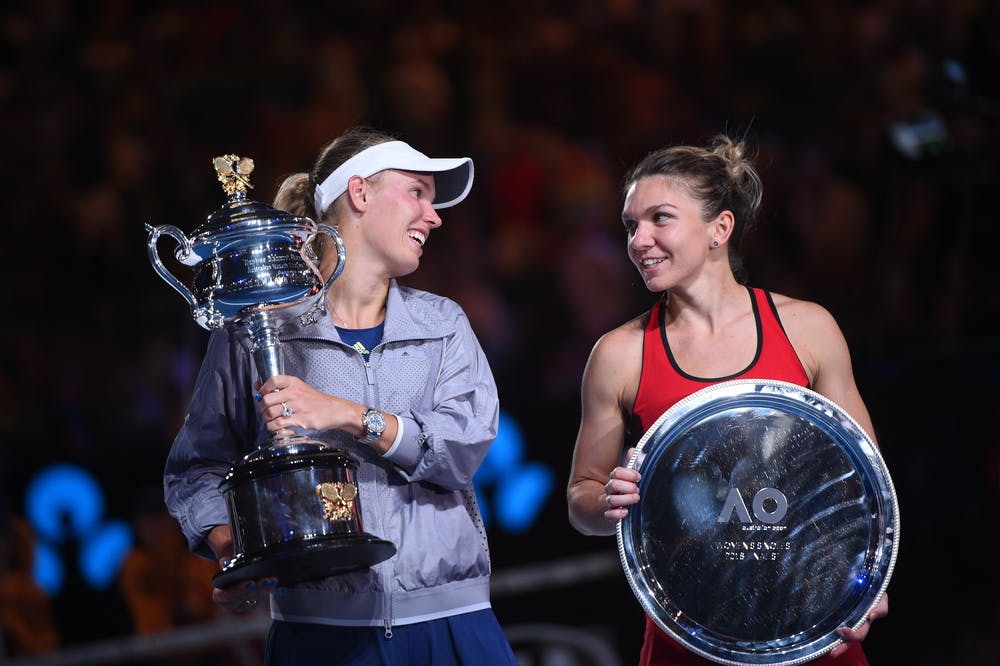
712 240 720 247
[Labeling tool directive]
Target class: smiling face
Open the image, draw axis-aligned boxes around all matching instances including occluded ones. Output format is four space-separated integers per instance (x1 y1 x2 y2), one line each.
358 169 443 278
622 175 716 293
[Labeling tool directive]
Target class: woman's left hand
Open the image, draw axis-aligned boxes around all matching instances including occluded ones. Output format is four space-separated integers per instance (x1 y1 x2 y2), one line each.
255 374 340 437
213 578 276 614
830 593 888 657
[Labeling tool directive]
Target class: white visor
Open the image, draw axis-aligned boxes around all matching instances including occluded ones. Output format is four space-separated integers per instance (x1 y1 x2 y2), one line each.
313 140 474 216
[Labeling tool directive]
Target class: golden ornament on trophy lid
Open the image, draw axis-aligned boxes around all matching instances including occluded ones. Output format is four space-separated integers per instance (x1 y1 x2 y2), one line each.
213 154 255 195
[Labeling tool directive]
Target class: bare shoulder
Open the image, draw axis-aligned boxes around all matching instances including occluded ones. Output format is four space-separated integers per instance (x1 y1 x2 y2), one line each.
589 311 648 366
768 292 875 438
769 292 851 382
582 311 649 407
768 292 841 339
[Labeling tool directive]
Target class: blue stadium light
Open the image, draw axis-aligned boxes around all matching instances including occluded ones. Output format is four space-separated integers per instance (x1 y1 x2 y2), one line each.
79 520 133 590
474 411 553 533
25 464 104 544
24 463 133 594
495 463 555 534
32 542 64 596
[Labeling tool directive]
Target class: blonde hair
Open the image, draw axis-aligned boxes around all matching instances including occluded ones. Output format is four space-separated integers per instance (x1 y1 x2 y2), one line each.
273 126 397 222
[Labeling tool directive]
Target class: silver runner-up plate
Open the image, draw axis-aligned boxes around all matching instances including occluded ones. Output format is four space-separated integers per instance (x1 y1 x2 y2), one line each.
617 379 899 666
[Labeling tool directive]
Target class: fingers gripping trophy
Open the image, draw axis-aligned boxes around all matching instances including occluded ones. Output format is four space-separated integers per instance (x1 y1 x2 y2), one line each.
146 155 395 588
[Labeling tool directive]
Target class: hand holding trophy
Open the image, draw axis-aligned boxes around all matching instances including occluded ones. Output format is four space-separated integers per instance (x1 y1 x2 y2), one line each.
146 155 395 588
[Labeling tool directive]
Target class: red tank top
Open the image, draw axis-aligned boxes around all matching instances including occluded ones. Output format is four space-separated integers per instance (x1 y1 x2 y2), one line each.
633 287 808 433
631 287 869 666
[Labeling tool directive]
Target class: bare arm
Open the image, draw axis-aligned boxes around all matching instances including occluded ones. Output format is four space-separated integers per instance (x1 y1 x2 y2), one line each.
778 297 878 444
567 322 644 536
776 296 888 655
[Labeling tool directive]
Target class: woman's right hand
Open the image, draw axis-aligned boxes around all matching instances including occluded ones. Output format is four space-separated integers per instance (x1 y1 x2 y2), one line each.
603 448 642 521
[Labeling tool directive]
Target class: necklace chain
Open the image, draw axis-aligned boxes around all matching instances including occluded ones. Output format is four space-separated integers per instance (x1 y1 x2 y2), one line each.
331 307 354 328
329 298 385 329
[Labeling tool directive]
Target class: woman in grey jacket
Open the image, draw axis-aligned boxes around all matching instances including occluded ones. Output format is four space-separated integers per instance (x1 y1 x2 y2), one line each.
164 127 517 665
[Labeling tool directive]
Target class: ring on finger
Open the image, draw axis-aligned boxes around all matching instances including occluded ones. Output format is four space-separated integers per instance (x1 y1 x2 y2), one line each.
281 402 292 417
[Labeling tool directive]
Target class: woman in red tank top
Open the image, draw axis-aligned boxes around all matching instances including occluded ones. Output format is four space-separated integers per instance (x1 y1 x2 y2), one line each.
566 135 888 665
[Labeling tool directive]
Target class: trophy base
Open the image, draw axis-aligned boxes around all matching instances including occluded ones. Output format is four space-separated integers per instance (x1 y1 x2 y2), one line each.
213 534 396 589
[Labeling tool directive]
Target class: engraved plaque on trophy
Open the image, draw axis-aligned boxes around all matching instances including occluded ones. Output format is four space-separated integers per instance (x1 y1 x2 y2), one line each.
147 155 395 588
617 379 899 665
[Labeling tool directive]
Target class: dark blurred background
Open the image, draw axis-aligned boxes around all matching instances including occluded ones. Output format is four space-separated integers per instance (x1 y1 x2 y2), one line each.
1 1 998 665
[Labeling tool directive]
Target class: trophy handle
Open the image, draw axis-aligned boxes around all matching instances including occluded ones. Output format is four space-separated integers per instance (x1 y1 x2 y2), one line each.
145 223 198 309
297 223 347 326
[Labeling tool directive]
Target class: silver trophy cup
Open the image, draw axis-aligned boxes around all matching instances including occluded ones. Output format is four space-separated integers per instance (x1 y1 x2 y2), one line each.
618 379 899 666
147 155 395 588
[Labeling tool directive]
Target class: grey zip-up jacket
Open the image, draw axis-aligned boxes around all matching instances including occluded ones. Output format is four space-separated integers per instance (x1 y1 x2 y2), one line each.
164 280 499 629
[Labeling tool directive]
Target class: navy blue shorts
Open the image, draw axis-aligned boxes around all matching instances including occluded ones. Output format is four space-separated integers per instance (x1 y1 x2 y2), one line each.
264 609 518 666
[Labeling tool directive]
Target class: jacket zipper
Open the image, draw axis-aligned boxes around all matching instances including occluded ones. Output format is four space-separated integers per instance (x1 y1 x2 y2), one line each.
362 344 393 639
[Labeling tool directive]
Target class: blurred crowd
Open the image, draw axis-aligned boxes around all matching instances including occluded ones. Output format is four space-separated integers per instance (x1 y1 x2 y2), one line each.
1 1 998 663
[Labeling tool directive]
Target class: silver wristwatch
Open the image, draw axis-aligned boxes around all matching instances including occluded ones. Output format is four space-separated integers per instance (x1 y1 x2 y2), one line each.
358 407 386 445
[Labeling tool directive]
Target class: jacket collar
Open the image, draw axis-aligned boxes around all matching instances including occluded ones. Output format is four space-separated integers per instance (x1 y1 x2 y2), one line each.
278 279 452 344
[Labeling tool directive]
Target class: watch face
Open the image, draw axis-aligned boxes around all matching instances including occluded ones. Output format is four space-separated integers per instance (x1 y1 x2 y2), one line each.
363 409 386 436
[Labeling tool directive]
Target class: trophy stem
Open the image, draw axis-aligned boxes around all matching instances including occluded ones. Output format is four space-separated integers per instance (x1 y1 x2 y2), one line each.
245 310 284 381
244 309 302 449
